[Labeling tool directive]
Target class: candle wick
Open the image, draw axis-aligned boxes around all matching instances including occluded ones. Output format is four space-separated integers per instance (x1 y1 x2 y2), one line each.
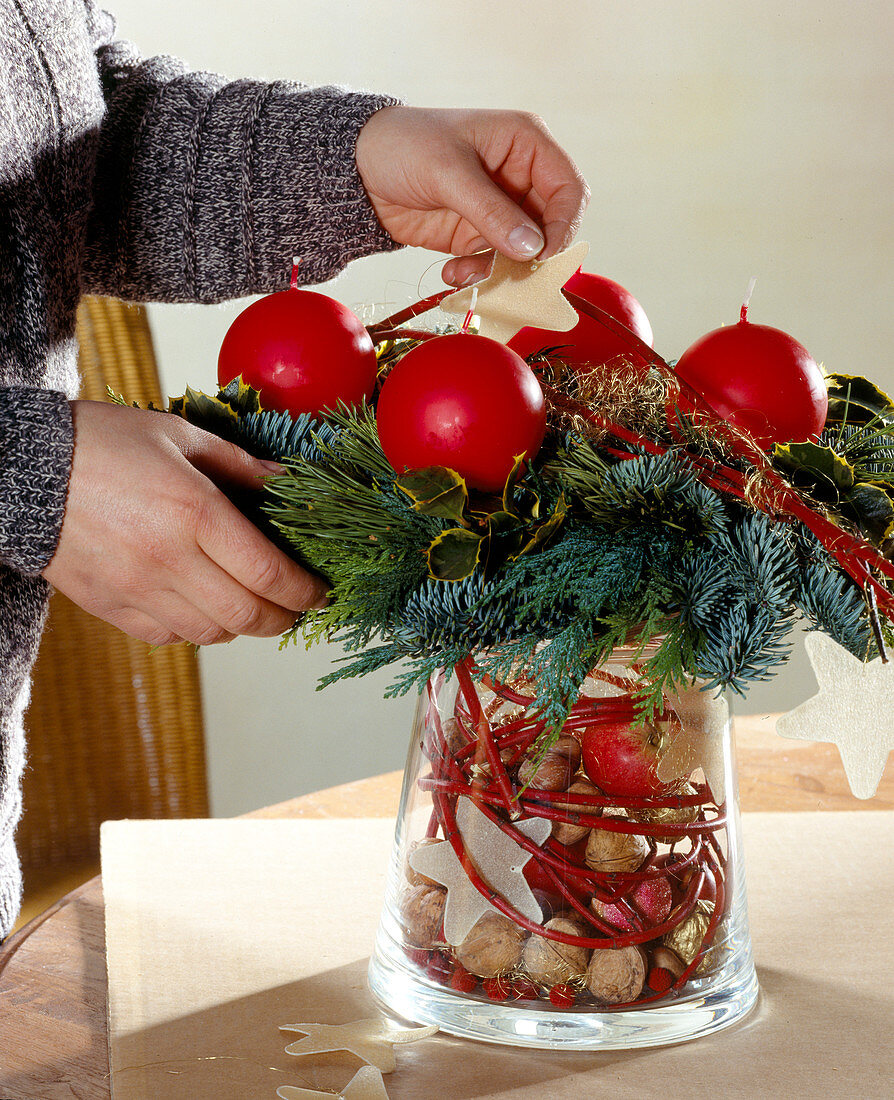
740 276 757 323
290 256 301 291
461 286 479 334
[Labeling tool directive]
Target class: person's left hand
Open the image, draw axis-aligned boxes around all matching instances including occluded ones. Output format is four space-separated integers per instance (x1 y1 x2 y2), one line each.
354 106 590 287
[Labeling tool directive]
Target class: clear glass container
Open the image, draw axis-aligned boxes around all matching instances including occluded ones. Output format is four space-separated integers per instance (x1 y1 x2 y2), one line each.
368 649 758 1049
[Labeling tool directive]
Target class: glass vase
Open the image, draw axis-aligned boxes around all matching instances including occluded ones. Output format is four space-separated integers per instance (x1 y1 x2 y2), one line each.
368 648 758 1049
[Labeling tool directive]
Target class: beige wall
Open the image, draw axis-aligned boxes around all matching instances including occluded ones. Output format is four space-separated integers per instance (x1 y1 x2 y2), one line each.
107 0 893 814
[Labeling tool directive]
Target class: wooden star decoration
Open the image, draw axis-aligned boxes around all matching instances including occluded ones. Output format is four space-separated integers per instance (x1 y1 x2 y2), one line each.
409 795 551 946
440 240 589 344
776 633 894 799
279 1019 437 1074
656 684 730 803
277 1065 390 1099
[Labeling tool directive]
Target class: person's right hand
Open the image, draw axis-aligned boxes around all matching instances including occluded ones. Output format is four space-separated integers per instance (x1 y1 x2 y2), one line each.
42 400 327 647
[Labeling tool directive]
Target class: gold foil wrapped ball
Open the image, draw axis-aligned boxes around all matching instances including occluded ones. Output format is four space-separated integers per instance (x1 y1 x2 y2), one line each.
662 905 712 965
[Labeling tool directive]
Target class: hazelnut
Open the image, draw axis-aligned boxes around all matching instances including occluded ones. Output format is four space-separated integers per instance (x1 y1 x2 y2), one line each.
551 778 601 845
585 819 648 873
649 945 686 981
522 915 591 984
517 736 582 792
585 945 647 1004
400 884 446 950
454 911 525 978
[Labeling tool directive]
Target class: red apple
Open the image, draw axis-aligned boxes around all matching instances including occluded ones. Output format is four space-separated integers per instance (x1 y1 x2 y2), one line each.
579 721 677 798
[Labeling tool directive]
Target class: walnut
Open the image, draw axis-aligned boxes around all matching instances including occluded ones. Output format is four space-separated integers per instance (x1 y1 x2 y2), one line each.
522 914 591 984
400 884 446 950
584 816 648 873
551 778 601 845
585 945 647 1004
454 911 525 977
517 736 582 792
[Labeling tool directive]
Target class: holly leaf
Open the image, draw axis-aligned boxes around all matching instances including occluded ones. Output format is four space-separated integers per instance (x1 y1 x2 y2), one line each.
481 510 525 579
517 493 568 557
168 386 241 439
501 453 540 521
218 376 264 415
426 527 481 581
825 373 894 425
773 441 855 496
847 482 894 545
396 466 469 524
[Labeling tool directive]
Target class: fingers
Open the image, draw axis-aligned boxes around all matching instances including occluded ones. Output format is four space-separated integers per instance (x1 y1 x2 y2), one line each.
181 429 285 492
191 488 329 616
441 250 495 288
437 154 547 263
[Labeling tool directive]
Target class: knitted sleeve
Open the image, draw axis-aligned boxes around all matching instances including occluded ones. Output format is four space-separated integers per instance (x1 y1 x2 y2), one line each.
0 390 73 574
80 7 403 302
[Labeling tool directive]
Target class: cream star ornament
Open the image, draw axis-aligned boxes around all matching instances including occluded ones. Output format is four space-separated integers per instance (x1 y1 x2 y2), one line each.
776 633 894 799
656 684 730 803
409 795 552 946
440 240 590 344
277 1066 390 1099
279 1019 437 1074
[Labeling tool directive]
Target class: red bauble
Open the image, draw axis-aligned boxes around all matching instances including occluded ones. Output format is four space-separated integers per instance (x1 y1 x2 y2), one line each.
673 313 827 448
376 333 547 492
579 721 677 799
217 287 377 418
508 270 653 365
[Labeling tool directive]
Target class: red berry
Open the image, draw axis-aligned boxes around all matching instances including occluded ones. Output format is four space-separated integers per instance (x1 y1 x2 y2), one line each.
483 976 512 1001
647 967 675 994
508 977 541 1001
674 314 827 449
548 983 576 1007
425 951 453 985
509 270 653 367
218 288 376 418
449 965 478 993
405 947 429 969
376 333 547 492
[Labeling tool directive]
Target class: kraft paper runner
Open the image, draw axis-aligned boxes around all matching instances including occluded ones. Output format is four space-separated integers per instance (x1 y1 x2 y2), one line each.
102 814 894 1100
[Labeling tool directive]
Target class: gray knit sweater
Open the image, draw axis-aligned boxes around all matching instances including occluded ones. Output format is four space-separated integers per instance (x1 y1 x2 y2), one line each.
0 0 401 938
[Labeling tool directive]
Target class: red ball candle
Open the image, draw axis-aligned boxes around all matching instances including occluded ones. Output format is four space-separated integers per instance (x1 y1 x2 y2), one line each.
218 279 376 418
376 333 547 492
673 304 827 448
508 270 653 366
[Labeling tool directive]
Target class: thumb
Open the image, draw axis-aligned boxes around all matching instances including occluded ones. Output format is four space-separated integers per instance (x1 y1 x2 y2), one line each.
181 429 284 491
444 160 545 261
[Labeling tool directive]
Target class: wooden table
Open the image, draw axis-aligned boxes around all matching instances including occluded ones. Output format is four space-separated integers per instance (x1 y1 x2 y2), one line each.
1 715 891 1099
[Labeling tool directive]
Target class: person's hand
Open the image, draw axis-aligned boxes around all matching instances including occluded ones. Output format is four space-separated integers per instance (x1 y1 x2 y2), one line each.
42 401 327 647
354 106 590 287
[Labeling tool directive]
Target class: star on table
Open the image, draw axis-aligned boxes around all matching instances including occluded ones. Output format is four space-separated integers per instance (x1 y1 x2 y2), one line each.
656 684 730 803
409 795 551 946
440 240 589 344
277 1065 390 1099
279 1019 437 1074
776 633 894 799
